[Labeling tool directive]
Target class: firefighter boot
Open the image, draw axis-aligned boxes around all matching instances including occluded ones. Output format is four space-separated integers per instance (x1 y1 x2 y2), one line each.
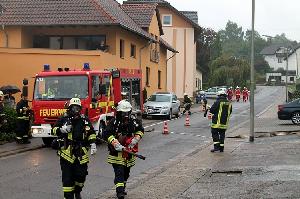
219 145 224 152
75 192 82 199
210 143 220 153
210 148 220 153
22 136 31 144
117 192 125 199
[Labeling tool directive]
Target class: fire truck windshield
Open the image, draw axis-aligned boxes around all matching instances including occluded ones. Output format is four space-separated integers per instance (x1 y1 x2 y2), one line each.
34 76 88 100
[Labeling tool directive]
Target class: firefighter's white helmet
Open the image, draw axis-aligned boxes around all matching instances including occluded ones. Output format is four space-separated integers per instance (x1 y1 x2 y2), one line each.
0 91 3 97
200 90 205 94
69 98 81 107
117 100 132 112
236 86 239 89
217 90 226 96
184 93 188 96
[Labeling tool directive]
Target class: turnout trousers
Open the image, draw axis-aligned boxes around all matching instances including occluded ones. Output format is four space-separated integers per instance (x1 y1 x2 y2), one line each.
60 158 88 199
112 164 131 195
15 118 30 143
211 128 226 152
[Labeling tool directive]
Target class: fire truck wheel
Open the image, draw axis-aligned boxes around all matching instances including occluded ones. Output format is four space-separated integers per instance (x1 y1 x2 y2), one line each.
42 137 55 147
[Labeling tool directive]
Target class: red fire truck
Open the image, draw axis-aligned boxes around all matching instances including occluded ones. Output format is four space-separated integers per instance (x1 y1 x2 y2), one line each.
31 63 143 146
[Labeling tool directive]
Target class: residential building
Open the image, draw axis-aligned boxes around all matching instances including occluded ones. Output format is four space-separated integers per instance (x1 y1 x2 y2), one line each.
124 0 202 98
261 44 299 76
261 44 300 82
0 0 176 100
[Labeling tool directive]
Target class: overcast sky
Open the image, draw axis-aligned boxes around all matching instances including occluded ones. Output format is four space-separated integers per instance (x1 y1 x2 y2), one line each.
118 0 300 42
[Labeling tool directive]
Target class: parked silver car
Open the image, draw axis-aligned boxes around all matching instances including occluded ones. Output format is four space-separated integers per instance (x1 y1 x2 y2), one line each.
143 92 181 119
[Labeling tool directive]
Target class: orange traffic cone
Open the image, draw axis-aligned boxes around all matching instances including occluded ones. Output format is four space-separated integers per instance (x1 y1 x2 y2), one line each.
184 115 191 126
162 121 169 134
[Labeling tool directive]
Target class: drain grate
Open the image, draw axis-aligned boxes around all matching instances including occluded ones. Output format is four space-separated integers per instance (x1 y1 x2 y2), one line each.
227 135 248 139
212 170 243 174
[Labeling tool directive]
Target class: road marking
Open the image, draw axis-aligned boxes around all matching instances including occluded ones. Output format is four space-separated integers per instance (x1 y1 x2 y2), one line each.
256 103 274 117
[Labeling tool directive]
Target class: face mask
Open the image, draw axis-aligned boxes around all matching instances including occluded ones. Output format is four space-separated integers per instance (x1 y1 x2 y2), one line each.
69 105 82 118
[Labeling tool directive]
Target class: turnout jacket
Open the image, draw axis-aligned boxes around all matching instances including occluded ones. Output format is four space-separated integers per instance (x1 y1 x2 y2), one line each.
210 95 232 129
16 99 30 120
52 113 96 164
104 116 144 167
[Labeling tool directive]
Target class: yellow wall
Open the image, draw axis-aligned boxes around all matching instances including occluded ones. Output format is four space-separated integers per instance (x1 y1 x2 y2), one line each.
149 11 161 37
0 25 168 102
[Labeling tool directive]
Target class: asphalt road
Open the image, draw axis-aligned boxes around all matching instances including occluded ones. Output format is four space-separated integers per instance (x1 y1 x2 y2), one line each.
0 86 285 199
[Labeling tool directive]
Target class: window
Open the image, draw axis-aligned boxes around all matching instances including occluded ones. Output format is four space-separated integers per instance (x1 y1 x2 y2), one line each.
120 39 125 58
33 36 50 48
290 77 295 82
33 35 106 50
162 15 172 26
196 78 198 88
158 70 161 89
130 44 136 58
92 76 100 100
34 75 88 100
146 67 150 87
172 95 177 101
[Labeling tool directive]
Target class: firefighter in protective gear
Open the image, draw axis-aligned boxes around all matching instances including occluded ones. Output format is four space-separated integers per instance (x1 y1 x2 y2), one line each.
209 90 232 153
235 86 241 102
242 87 249 102
52 98 96 199
15 94 30 144
103 100 144 199
182 93 192 115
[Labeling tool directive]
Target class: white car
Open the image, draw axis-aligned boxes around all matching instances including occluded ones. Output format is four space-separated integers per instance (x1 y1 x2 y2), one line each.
143 92 181 120
204 87 219 98
205 87 227 98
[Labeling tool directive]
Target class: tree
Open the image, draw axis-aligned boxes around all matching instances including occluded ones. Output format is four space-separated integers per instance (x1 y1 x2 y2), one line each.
218 21 244 57
208 55 250 87
196 28 220 81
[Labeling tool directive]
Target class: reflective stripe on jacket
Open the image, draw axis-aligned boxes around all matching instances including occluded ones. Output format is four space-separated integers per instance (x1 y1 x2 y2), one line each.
104 118 144 167
210 96 232 129
52 114 96 164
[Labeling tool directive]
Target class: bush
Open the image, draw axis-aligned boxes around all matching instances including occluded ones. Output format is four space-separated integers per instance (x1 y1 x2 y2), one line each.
0 107 17 142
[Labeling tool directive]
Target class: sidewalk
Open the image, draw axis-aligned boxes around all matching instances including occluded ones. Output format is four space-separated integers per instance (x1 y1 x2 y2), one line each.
99 100 300 198
0 138 43 158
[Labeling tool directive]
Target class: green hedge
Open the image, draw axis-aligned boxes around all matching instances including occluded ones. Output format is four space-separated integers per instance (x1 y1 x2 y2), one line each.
0 107 17 142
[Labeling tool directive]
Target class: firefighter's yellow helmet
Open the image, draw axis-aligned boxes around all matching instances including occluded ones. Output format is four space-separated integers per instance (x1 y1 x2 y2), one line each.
69 98 81 107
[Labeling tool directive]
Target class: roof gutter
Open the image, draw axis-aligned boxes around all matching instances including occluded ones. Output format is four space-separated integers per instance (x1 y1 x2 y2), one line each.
165 52 177 90
1 8 8 47
2 25 8 47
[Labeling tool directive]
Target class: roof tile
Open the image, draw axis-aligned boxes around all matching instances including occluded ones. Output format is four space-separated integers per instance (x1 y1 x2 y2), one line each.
121 3 157 28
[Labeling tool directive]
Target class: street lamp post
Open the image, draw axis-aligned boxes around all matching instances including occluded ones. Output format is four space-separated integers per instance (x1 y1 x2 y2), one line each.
249 0 255 142
285 48 289 102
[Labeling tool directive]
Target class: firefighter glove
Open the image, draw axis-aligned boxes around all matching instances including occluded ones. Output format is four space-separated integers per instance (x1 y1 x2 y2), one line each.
60 123 72 134
128 137 140 149
114 143 125 152
90 143 97 155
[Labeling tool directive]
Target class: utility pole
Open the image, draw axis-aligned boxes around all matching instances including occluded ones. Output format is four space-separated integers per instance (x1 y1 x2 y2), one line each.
249 0 255 143
285 48 289 102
